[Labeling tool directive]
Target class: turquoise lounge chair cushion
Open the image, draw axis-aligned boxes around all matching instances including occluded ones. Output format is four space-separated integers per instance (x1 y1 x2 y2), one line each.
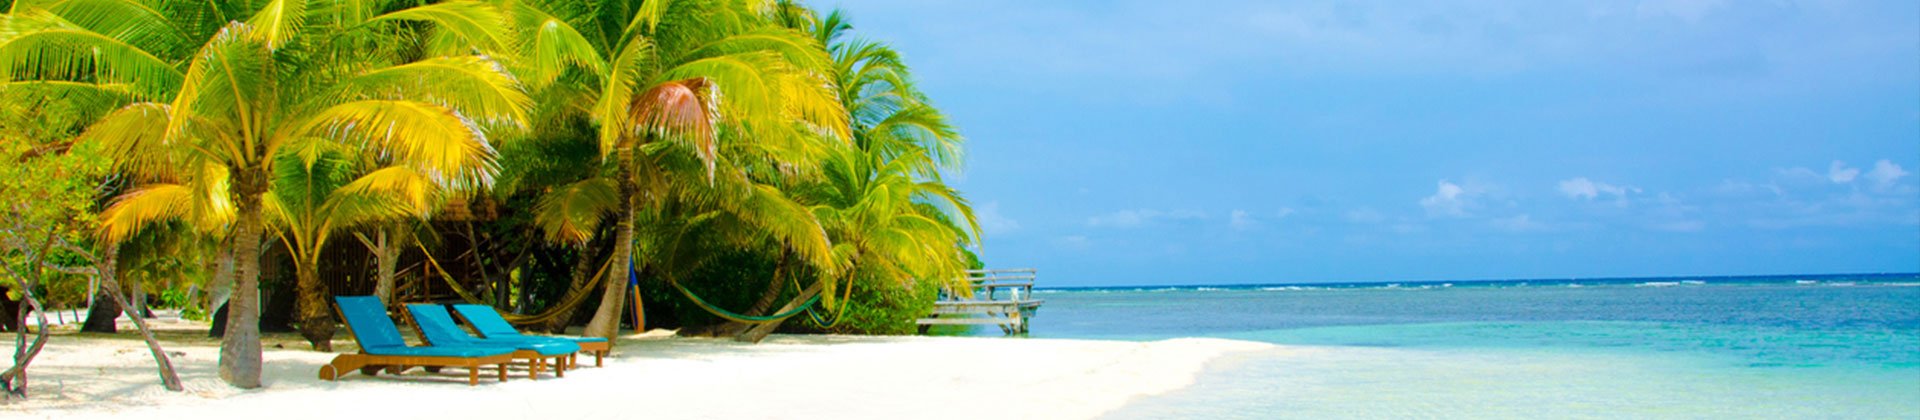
408 304 581 356
335 296 514 357
361 345 516 358
451 304 610 344
336 296 411 349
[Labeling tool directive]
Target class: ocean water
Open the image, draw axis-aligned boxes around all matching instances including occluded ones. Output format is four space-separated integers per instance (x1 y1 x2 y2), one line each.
1014 274 1920 418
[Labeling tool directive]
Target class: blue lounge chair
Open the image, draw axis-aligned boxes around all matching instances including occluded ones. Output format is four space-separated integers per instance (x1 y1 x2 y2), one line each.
321 296 516 386
406 304 580 379
451 304 613 368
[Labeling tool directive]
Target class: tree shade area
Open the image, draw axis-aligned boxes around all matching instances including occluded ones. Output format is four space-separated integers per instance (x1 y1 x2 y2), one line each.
0 0 978 391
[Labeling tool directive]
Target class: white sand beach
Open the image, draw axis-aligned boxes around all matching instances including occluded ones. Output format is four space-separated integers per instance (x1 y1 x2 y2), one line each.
4 317 1271 420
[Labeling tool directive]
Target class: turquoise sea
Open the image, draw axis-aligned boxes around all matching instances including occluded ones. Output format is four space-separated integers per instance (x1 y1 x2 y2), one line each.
1017 274 1920 418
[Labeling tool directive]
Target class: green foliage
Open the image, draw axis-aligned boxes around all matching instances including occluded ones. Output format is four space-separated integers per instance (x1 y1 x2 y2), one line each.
640 249 783 328
788 278 937 335
0 82 114 308
2 0 985 342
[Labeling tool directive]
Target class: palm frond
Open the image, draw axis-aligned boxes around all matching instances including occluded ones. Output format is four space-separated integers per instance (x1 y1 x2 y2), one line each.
244 0 306 51
334 55 532 129
97 183 192 244
628 77 716 176
42 0 194 57
167 22 271 150
509 0 606 87
332 165 442 217
532 177 618 245
593 35 654 156
0 11 185 98
296 99 499 191
367 1 513 54
80 101 180 180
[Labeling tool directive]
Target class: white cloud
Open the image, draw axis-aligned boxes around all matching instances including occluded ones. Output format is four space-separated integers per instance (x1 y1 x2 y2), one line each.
1086 209 1206 228
1775 166 1827 184
1828 160 1860 184
976 201 1020 234
1557 177 1639 203
1054 235 1091 250
1420 180 1471 217
1274 207 1296 219
1866 159 1909 189
1230 210 1258 230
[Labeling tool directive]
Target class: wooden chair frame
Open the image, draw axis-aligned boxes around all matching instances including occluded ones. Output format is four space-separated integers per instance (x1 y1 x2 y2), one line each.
320 302 513 386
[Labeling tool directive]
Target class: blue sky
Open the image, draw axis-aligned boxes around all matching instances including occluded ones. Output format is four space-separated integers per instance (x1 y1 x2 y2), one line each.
827 0 1920 287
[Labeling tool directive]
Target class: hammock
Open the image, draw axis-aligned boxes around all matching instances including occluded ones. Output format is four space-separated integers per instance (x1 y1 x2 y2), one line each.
669 278 820 324
419 242 611 326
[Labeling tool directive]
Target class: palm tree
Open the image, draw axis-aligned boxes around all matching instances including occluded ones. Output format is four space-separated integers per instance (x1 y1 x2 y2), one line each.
714 8 977 341
262 140 493 351
510 0 845 338
5 0 521 387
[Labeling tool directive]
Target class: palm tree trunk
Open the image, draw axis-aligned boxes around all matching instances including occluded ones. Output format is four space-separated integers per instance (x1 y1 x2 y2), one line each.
293 260 335 351
372 228 400 303
80 289 119 333
129 279 151 318
582 198 636 338
735 279 825 343
219 208 265 389
584 155 638 338
713 250 790 337
208 244 234 314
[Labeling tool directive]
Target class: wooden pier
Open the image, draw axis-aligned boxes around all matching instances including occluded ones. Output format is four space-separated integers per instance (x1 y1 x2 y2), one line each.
917 269 1044 334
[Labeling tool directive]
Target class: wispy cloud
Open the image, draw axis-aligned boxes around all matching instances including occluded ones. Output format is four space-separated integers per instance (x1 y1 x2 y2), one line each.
1420 180 1472 217
1054 235 1091 250
1866 159 1910 190
1558 177 1640 205
1486 214 1548 232
976 201 1021 234
1230 210 1259 230
1828 160 1861 184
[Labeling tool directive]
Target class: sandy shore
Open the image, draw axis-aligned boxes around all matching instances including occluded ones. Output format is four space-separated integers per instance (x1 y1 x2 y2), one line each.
3 317 1269 419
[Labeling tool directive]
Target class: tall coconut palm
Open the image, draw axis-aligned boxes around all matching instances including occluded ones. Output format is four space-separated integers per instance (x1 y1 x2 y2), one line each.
511 0 845 338
4 0 520 387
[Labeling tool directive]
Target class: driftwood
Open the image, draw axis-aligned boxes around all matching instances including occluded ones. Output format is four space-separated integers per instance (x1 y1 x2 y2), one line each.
95 245 182 391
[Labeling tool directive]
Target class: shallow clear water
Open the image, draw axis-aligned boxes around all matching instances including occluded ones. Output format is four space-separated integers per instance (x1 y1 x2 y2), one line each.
1001 274 1920 418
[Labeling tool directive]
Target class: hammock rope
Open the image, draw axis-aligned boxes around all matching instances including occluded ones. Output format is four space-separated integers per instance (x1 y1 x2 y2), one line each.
669 278 821 324
802 276 851 328
418 242 612 325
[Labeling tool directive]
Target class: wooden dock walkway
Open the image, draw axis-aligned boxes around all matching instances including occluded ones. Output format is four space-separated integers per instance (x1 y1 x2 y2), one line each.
917 268 1043 334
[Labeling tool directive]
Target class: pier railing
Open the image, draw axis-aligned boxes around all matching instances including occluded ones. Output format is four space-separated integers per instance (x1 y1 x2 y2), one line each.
919 268 1043 334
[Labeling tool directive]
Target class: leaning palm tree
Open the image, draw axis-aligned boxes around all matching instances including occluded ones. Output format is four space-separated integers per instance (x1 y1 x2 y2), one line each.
4 0 521 387
511 0 845 337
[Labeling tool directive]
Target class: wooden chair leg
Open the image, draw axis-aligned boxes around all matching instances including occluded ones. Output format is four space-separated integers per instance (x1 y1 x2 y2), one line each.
468 366 479 386
554 356 565 378
497 363 509 382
